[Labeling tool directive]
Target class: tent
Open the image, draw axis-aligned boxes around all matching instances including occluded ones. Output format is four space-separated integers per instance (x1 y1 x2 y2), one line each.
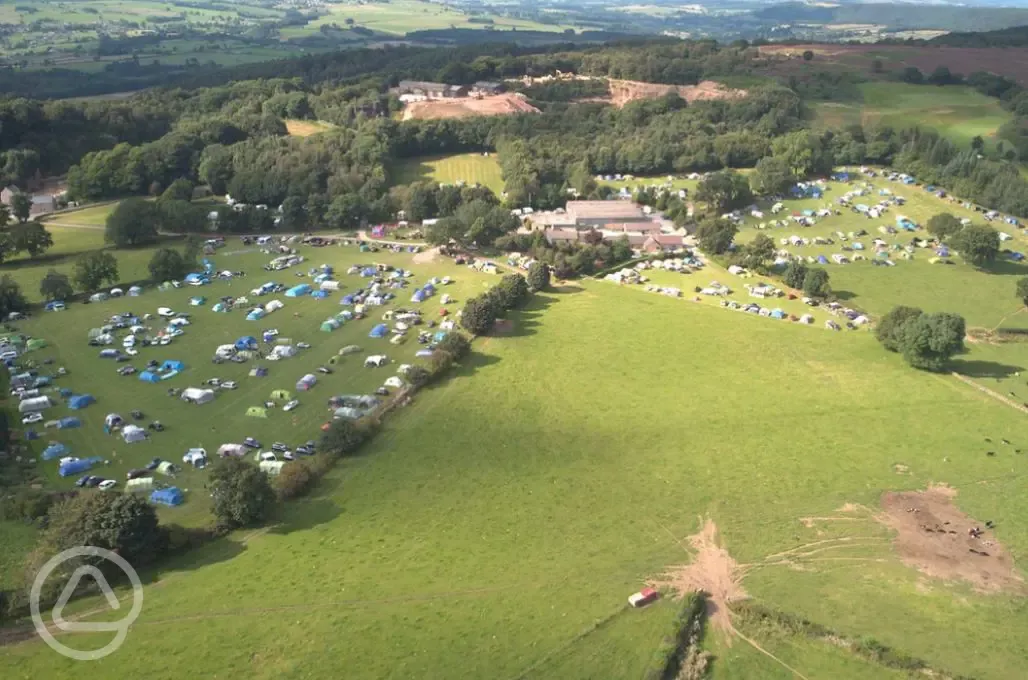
360 267 376 277
311 290 329 299
181 387 215 404
384 376 405 389
24 430 39 440
57 413 81 430
246 406 268 418
161 359 185 372
285 284 311 297
59 457 102 477
18 396 50 414
816 255 829 265
121 424 147 443
151 487 184 506
259 460 285 476
189 296 206 306
126 477 154 492
26 338 47 351
184 273 207 285
271 345 296 360
271 389 292 401
104 413 123 432
128 285 142 296
218 443 246 458
415 349 434 358
212 302 228 313
139 371 161 384
433 331 447 342
341 294 355 305
320 280 340 291
321 319 341 332
249 366 268 378
339 345 362 355
42 442 68 461
265 299 284 313
770 309 785 319
411 289 425 303
296 374 317 391
247 309 266 321
157 461 176 476
68 394 95 410
369 324 388 338
334 407 363 420
235 336 258 351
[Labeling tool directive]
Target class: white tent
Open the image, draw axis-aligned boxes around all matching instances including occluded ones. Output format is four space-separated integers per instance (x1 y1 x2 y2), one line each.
126 477 154 491
180 387 215 404
271 345 296 359
320 280 340 291
259 460 285 476
265 299 284 313
121 424 147 443
18 396 51 413
217 443 246 458
384 376 405 389
216 344 237 358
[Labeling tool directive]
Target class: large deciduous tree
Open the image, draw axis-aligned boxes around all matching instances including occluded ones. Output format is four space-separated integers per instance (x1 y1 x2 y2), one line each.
73 251 119 292
950 223 1000 266
1017 277 1028 307
10 191 31 223
695 218 738 255
782 261 808 290
39 269 73 302
926 213 963 241
527 261 550 291
148 247 188 282
900 312 966 372
696 170 752 213
9 220 53 257
460 294 500 335
875 305 924 353
209 457 276 530
0 275 27 319
319 418 369 458
105 197 159 247
801 267 831 298
749 156 793 196
771 131 834 179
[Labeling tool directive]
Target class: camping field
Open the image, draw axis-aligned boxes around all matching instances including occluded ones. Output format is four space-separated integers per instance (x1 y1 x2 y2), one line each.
3 277 1028 679
813 83 1013 148
391 153 505 195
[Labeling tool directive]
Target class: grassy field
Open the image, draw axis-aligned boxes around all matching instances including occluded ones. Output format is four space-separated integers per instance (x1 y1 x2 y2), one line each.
284 120 337 137
814 83 1013 148
4 279 1028 678
392 153 505 195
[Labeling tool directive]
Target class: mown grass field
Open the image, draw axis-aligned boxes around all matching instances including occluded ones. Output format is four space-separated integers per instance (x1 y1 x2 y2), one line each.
392 153 505 195
814 83 1012 148
284 120 337 137
3 279 1028 679
0 241 495 586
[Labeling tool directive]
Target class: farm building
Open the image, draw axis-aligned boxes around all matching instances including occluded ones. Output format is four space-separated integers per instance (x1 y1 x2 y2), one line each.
393 81 466 99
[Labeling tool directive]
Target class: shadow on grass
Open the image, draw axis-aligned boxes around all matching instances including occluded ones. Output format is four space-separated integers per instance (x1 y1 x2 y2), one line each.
495 292 559 338
270 495 343 536
950 359 1025 379
833 289 857 301
980 260 1028 277
147 532 247 583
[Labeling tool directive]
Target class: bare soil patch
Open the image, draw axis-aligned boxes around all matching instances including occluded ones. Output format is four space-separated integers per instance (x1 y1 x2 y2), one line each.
401 93 539 121
880 484 1024 594
606 79 747 108
412 247 440 265
648 519 747 634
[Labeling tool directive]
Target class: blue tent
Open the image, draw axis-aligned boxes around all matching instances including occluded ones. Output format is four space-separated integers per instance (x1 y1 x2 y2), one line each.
816 255 829 265
936 247 950 257
58 456 101 477
100 349 120 358
68 394 95 409
59 387 73 398
203 258 213 272
161 360 185 372
832 172 850 181
139 371 161 384
369 324 388 338
151 487 184 506
235 336 258 351
411 290 425 303
42 442 68 460
25 430 39 440
33 376 52 388
360 267 376 277
285 284 311 297
262 330 276 343
1010 252 1025 262
247 309 265 321
770 309 785 320
185 273 207 285
341 294 355 305
320 265 333 274
58 417 81 429
433 331 448 342
311 290 329 299
902 176 915 184
422 283 435 295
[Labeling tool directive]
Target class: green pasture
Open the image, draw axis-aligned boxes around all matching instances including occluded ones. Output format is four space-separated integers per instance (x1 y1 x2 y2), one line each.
391 153 505 195
0 242 494 563
814 83 1012 147
4 280 1028 678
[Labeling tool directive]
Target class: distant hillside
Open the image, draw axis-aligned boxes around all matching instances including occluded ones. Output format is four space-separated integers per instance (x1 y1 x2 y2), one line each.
755 3 1028 32
930 25 1028 47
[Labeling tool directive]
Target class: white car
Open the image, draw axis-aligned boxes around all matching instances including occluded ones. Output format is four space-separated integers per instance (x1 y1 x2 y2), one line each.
157 307 175 317
283 450 295 461
283 400 299 412
21 413 43 424
259 451 277 462
98 479 117 491
125 348 138 356
221 381 237 390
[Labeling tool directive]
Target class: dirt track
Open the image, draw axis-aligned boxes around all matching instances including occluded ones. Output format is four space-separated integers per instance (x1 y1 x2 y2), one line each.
604 79 747 107
401 93 539 121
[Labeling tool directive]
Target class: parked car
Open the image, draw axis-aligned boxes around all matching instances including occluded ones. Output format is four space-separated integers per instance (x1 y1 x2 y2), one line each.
84 476 104 488
75 475 91 487
221 380 238 390
149 421 165 432
243 437 261 449
295 444 314 456
118 365 136 376
126 468 147 479
259 451 277 462
98 479 117 491
297 342 311 349
157 307 175 317
131 410 144 420
283 400 299 412
21 413 43 425
271 442 288 452
283 450 295 461
316 366 333 374
145 458 161 471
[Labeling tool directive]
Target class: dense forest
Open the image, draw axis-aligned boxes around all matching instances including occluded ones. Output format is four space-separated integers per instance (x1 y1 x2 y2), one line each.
3 37 1028 235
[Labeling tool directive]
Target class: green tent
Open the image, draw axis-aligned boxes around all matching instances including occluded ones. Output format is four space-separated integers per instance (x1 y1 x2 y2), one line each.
246 406 268 418
327 355 341 365
321 319 340 332
270 389 292 401
26 338 48 351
